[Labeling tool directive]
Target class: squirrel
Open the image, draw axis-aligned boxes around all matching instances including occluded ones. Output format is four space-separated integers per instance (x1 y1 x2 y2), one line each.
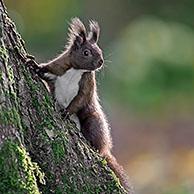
28 18 133 193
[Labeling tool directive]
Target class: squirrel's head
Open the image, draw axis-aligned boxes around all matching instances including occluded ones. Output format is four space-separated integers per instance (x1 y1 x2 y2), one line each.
66 18 104 71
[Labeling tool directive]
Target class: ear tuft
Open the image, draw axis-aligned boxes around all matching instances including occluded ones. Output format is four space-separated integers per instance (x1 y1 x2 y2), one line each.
67 17 87 49
88 20 100 43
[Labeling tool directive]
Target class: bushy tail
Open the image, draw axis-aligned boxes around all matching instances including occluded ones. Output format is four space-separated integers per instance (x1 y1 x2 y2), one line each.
105 152 134 194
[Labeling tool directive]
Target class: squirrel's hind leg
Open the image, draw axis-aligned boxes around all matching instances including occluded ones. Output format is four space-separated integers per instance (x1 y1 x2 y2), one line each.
80 115 112 155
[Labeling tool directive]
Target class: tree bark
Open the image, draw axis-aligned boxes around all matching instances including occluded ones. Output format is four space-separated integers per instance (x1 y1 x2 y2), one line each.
0 1 127 193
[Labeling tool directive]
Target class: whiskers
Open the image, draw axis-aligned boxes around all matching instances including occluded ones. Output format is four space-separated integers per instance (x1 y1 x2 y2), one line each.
104 58 112 62
96 56 112 79
105 52 113 60
104 59 112 65
103 53 113 69
96 52 113 80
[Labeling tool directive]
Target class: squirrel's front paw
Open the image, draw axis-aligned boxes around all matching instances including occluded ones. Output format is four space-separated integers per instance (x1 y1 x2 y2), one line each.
25 56 40 73
26 60 48 79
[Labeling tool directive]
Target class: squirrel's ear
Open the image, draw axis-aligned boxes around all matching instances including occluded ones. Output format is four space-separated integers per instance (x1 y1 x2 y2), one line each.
73 35 84 49
88 20 100 43
67 17 87 49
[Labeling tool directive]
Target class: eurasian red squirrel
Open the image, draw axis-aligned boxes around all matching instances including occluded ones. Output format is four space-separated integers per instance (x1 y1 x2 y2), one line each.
28 18 133 193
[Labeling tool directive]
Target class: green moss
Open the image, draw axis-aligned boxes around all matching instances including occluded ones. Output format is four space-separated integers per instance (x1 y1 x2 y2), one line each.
52 138 66 162
0 107 21 127
7 65 15 84
0 140 42 194
101 158 108 166
32 162 46 185
0 40 23 131
0 39 9 63
0 69 2 81
31 97 41 111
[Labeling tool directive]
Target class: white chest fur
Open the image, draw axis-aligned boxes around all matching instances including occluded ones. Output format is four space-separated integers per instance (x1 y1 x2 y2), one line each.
55 68 85 108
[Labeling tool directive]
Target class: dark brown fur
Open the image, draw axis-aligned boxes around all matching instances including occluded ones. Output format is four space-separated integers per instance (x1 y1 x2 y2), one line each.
32 18 133 193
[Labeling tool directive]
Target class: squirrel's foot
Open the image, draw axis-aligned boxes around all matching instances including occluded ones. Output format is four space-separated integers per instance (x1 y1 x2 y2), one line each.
60 109 70 120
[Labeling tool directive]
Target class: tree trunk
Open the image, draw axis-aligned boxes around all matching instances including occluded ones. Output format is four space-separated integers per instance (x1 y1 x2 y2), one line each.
0 1 127 193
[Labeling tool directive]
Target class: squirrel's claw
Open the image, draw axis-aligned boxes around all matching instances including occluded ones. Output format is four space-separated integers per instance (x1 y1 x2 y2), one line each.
61 109 70 120
25 57 40 73
26 54 35 60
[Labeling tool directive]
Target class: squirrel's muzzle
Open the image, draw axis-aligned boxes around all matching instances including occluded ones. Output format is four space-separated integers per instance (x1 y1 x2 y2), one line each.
96 59 104 68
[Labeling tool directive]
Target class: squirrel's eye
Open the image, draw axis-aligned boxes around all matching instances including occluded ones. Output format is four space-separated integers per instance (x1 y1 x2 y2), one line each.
83 49 91 57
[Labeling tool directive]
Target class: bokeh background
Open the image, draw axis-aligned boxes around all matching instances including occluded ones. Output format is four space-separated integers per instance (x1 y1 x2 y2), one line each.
6 0 194 193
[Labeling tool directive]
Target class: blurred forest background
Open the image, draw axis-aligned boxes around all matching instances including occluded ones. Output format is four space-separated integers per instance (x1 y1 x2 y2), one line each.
6 0 194 193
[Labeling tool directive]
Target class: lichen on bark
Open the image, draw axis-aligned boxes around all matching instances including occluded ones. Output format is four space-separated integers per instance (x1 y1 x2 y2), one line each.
0 140 42 194
0 0 127 193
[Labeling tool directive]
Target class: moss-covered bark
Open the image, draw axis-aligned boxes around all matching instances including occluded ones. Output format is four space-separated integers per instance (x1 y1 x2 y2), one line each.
0 0 127 193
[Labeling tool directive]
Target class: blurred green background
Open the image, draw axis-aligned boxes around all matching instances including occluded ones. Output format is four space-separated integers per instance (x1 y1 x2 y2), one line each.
6 0 194 193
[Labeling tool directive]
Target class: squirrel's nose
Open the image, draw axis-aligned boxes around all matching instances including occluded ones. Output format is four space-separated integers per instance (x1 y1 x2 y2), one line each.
98 59 104 67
